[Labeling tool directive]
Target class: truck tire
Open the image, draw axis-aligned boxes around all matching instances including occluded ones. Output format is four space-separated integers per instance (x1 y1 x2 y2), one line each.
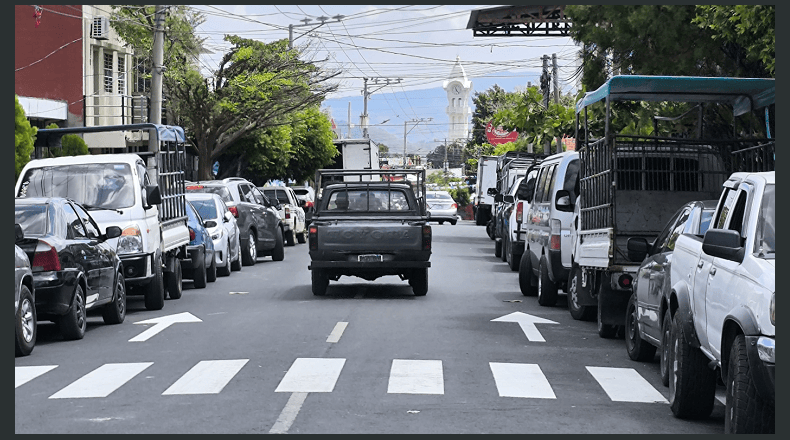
537 256 558 306
519 249 537 296
59 284 86 340
166 257 184 299
500 237 508 262
597 294 618 339
625 292 657 361
206 250 217 282
660 311 673 386
475 208 486 226
668 313 716 419
102 272 126 325
271 228 285 261
568 264 595 321
410 268 428 296
725 334 774 433
192 248 207 289
494 239 502 258
145 254 165 310
285 229 295 247
15 284 36 357
242 230 257 266
312 269 328 296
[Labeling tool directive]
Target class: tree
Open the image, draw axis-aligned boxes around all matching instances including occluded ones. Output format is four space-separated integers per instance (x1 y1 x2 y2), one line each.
43 123 89 158
15 95 36 179
492 87 577 153
462 85 521 174
285 107 338 183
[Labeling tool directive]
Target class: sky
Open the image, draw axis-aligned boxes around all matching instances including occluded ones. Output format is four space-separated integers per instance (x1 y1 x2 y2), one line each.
191 5 581 155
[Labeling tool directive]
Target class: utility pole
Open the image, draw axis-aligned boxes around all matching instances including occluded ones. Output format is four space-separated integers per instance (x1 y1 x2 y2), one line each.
553 53 561 154
288 15 344 50
540 55 550 109
403 118 432 168
150 5 165 128
361 77 402 138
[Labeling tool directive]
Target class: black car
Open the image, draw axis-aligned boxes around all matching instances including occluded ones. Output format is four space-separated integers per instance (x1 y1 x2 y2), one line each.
14 197 126 341
624 199 716 386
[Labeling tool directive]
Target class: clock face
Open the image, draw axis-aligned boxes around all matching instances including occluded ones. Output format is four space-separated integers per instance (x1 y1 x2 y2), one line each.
452 84 461 95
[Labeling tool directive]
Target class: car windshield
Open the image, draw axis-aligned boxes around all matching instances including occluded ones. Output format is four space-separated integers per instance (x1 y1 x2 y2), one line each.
187 185 233 204
17 163 135 210
14 204 49 237
755 184 775 257
189 199 218 221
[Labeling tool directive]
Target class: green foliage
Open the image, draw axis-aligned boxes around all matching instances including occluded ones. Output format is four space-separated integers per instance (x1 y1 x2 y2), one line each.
41 123 89 158
15 96 36 179
448 187 471 207
285 107 338 183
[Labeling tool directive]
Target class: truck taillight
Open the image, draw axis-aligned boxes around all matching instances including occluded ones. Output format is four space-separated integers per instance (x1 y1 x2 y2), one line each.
422 225 432 251
549 218 561 250
309 225 318 250
305 201 314 208
229 206 239 218
284 206 291 219
188 227 196 242
32 241 61 271
516 202 524 223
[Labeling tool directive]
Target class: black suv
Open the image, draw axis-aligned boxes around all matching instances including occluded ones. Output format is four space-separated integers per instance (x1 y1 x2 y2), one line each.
186 178 285 265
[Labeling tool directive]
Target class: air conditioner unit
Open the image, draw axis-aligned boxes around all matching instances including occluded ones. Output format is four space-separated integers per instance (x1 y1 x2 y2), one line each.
91 16 109 40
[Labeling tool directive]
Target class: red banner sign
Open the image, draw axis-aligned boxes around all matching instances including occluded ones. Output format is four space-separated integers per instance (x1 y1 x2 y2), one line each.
485 121 518 145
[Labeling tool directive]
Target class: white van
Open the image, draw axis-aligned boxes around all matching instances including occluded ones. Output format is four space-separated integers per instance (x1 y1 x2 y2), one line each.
518 151 580 307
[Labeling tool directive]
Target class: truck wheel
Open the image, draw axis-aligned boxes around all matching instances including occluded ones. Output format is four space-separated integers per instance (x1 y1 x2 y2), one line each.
500 237 508 262
410 268 428 296
597 297 618 339
231 239 242 272
285 229 295 247
102 272 126 325
508 242 521 271
519 250 537 297
297 231 306 244
475 209 485 226
668 313 716 419
207 251 217 282
166 257 184 298
494 239 502 258
660 311 673 386
271 228 285 261
625 293 657 361
312 269 328 296
145 255 165 310
218 239 232 277
486 221 496 240
568 265 595 321
242 230 257 266
725 334 775 433
192 248 207 289
537 256 558 306
15 284 36 357
59 284 86 340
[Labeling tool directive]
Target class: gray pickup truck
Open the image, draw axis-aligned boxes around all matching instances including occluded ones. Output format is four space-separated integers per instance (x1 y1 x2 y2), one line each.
307 169 432 296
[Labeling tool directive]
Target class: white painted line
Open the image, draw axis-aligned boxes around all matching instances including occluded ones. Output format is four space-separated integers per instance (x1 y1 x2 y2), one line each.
275 358 346 393
586 366 668 403
162 359 248 395
489 362 556 399
326 322 348 343
49 362 153 399
387 359 444 395
15 365 58 388
269 392 308 434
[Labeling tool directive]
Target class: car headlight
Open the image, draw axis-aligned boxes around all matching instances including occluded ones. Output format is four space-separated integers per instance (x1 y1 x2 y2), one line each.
770 292 774 326
117 224 143 255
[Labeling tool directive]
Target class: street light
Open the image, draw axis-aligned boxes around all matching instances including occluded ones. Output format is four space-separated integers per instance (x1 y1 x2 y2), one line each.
403 118 432 168
288 15 344 50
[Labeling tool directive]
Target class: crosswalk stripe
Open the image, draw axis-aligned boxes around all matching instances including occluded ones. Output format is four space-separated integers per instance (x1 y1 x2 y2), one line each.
275 358 346 393
162 359 249 395
387 359 444 395
49 363 153 399
15 365 58 389
586 366 668 403
490 362 556 399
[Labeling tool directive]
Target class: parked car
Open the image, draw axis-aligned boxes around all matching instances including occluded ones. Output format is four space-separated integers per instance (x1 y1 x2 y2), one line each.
503 168 539 271
426 190 458 225
494 176 525 260
261 186 307 246
186 178 285 266
182 200 216 289
14 197 125 341
623 199 716 386
15 225 36 357
291 186 316 226
187 192 241 276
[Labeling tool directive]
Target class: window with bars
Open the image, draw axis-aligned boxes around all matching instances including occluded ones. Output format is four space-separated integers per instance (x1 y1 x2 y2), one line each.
104 53 113 93
117 56 125 95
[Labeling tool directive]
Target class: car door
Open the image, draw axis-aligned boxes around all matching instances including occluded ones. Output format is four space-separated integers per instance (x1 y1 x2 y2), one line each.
72 202 116 305
247 185 277 245
64 202 108 306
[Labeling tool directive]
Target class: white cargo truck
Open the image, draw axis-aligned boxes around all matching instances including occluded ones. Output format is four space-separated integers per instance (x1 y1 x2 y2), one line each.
474 155 498 226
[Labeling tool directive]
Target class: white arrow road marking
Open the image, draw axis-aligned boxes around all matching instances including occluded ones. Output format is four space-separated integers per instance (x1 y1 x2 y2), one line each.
490 362 556 399
586 366 668 403
387 359 444 395
275 358 346 393
130 312 202 342
15 365 58 388
162 359 248 395
491 311 559 342
49 362 153 399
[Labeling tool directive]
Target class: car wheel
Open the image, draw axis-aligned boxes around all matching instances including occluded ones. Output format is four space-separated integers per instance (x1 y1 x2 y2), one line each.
15 285 36 357
312 269 328 296
191 248 207 288
297 231 306 244
102 272 126 325
409 268 428 296
271 228 285 261
218 239 232 277
450 219 457 226
285 229 295 247
537 256 559 306
500 237 508 262
519 249 537 297
59 283 86 340
660 311 673 386
668 313 716 419
625 293 657 361
725 334 775 433
242 230 257 266
166 257 184 299
231 239 242 271
494 239 502 258
144 254 165 310
568 264 595 321
206 250 217 282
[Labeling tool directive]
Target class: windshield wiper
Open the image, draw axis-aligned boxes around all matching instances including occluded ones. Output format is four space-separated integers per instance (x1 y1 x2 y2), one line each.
81 203 124 215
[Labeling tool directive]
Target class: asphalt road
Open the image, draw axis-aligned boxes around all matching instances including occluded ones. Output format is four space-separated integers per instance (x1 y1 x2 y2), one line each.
15 220 727 434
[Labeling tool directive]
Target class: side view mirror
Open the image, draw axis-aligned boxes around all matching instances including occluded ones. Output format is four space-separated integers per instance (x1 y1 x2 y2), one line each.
503 195 515 204
554 190 574 212
702 229 744 262
203 220 217 229
487 188 498 196
104 225 122 240
627 237 649 263
15 223 24 243
146 185 162 206
494 193 504 203
224 211 233 222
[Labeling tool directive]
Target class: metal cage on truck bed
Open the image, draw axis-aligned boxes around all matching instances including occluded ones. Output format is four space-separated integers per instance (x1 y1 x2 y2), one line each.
315 168 427 212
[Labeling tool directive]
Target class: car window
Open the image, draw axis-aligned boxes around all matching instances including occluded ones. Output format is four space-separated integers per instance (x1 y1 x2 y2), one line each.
186 184 233 204
545 164 558 200
664 207 691 252
14 204 49 237
534 167 549 203
250 187 267 205
137 162 150 207
755 184 775 255
62 202 87 239
190 199 219 220
72 203 101 239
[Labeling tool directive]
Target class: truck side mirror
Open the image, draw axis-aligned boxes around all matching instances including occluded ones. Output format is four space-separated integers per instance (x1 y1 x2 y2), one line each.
702 229 744 262
555 190 574 212
503 195 515 204
146 185 162 206
15 223 23 243
627 237 649 262
494 194 504 203
487 188 498 196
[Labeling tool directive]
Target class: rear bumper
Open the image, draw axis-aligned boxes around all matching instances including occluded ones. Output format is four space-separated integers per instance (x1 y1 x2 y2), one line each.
309 260 431 270
32 271 77 317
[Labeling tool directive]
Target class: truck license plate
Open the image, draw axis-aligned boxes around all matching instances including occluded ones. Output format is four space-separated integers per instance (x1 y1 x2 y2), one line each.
358 254 383 262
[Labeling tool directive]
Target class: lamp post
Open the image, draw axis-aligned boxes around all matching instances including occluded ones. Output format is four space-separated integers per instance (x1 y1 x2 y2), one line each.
403 118 432 168
288 15 344 50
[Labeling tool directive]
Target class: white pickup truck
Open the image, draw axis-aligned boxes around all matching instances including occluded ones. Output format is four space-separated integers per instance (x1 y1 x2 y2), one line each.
667 171 774 433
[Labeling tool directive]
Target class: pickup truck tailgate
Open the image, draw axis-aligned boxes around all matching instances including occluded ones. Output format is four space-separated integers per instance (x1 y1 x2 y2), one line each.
315 221 424 252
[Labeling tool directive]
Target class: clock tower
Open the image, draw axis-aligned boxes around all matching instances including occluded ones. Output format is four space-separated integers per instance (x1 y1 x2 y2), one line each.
442 56 472 141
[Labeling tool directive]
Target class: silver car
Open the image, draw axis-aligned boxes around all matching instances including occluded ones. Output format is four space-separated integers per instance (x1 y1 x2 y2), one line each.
15 224 36 357
426 190 458 225
186 193 242 276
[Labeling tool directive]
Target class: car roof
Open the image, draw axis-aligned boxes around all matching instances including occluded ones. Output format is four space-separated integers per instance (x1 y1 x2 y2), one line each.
186 192 220 200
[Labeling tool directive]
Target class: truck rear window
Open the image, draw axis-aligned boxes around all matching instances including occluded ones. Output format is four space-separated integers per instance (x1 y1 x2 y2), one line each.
326 189 410 212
